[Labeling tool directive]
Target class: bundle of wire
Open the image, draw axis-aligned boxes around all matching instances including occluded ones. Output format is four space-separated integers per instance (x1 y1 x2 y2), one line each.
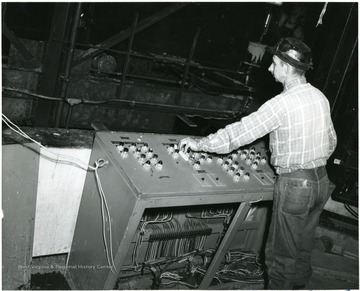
185 207 234 225
131 212 212 269
159 250 264 287
156 250 264 288
131 212 173 270
2 113 96 171
345 203 358 219
214 250 264 284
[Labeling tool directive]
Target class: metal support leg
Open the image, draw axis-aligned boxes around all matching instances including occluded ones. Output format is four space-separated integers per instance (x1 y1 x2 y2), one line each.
199 202 251 289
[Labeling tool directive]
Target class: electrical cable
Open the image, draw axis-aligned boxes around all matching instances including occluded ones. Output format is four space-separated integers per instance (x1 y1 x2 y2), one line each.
94 159 119 277
160 280 197 289
3 86 63 101
134 212 173 267
214 250 264 284
344 203 358 219
2 114 121 278
3 86 235 120
126 208 261 287
2 113 96 171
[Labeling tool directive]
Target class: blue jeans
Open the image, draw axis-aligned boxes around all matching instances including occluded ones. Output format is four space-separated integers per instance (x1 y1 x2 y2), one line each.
265 166 330 290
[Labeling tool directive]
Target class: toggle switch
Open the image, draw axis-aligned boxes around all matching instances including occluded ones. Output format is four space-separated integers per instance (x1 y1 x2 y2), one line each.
167 144 175 154
146 149 154 159
143 160 151 171
238 167 245 176
233 172 241 183
141 143 149 153
222 161 230 170
172 149 180 160
193 161 201 170
150 154 158 165
228 166 236 176
155 160 163 171
139 154 146 164
251 161 258 170
244 172 250 181
120 147 129 159
240 152 247 160
116 142 125 153
226 157 233 163
129 143 137 152
133 148 141 159
193 152 201 160
232 161 239 170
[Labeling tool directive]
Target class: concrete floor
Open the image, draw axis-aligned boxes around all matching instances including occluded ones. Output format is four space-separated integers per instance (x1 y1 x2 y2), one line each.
29 224 359 290
306 249 358 290
308 274 358 290
30 248 358 290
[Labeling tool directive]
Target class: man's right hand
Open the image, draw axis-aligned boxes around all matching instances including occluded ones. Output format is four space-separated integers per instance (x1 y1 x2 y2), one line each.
178 137 200 153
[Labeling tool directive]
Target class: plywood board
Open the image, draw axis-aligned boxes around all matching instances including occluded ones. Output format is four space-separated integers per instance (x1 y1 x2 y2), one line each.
32 147 91 256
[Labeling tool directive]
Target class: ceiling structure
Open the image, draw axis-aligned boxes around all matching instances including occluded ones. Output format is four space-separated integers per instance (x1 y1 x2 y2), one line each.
2 2 358 137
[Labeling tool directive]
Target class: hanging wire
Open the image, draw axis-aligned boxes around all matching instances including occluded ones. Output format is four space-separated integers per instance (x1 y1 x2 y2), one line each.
2 113 96 171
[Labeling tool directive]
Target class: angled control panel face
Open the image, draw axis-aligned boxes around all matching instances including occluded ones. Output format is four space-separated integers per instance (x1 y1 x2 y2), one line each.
95 131 276 196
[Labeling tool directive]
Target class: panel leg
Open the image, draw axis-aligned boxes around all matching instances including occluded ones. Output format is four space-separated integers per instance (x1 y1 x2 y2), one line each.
199 202 250 289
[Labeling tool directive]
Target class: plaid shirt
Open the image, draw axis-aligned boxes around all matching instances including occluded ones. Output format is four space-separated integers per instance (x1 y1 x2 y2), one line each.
197 78 337 174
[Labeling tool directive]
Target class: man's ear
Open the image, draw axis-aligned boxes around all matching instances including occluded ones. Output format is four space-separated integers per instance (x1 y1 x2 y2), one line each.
284 63 291 74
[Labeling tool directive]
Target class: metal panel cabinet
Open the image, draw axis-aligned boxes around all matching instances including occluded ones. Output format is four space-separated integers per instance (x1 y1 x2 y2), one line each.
67 131 275 289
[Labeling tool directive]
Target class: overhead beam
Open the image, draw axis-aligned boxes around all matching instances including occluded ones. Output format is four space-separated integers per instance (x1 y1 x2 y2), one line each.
177 27 201 104
2 22 34 61
118 12 139 99
54 2 83 128
73 3 188 66
35 3 74 127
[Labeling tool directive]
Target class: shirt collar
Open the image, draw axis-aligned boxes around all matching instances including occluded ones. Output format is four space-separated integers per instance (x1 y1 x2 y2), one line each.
284 76 307 92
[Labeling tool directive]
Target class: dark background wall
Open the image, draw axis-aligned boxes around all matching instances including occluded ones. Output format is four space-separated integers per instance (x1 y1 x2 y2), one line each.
2 2 358 147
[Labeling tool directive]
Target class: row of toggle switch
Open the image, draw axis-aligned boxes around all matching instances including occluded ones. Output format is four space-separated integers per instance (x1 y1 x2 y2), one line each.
116 142 163 171
217 148 268 182
166 144 269 182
